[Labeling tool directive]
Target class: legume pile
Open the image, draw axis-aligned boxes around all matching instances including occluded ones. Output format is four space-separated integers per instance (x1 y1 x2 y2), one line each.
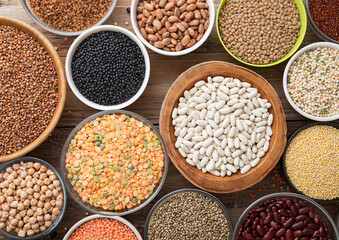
28 0 113 32
65 113 164 211
0 161 63 238
287 47 339 117
285 125 339 200
0 25 58 156
237 197 330 240
136 0 210 51
172 76 273 177
218 0 301 65
148 191 230 240
68 218 137 240
71 31 146 106
309 0 339 41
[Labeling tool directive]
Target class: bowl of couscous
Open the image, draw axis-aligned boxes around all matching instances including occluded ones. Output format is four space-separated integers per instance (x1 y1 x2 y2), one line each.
60 110 168 216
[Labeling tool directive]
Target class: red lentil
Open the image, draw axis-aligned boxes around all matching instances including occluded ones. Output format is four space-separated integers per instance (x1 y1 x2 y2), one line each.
69 218 137 240
309 0 339 41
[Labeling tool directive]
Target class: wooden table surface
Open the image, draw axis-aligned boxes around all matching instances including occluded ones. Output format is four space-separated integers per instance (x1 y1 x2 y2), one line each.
0 0 338 239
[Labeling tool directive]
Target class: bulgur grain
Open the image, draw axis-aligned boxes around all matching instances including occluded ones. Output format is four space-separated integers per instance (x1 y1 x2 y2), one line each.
285 125 339 200
0 25 58 156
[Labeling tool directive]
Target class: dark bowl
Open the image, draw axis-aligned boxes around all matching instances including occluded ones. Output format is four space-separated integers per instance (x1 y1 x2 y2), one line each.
233 193 339 240
0 157 67 240
144 188 234 240
305 0 339 44
60 110 169 216
282 122 339 204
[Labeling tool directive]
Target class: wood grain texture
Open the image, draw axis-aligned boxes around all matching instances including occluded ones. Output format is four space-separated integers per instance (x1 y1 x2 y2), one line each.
0 0 338 239
160 61 287 193
0 15 66 162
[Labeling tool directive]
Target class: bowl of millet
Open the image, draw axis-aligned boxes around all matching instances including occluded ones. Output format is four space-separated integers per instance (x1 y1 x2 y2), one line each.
0 157 66 240
216 0 307 67
60 110 168 216
65 25 150 110
0 16 66 163
21 0 117 36
283 42 339 121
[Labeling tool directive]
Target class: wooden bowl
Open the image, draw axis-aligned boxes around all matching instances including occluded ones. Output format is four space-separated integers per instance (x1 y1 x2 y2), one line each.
160 61 287 193
0 16 66 162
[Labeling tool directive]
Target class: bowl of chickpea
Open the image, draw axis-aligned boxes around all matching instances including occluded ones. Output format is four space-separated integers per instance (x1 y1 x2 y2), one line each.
0 157 66 240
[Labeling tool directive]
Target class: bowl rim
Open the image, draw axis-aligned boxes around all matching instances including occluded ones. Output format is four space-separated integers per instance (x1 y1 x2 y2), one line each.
130 0 215 56
282 122 339 203
62 214 142 240
216 0 307 67
305 0 339 44
65 25 150 110
232 192 339 240
159 61 287 193
20 0 117 36
60 110 169 216
0 157 67 240
0 16 66 163
282 42 339 122
144 188 234 240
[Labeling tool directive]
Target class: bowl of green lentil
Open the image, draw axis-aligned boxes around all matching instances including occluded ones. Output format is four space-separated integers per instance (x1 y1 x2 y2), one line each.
60 110 168 216
21 0 117 36
282 122 339 203
144 188 234 240
216 0 307 67
283 42 339 121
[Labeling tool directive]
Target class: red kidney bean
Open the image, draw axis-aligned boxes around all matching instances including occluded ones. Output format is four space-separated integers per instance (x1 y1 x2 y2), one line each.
309 209 314 219
272 206 278 212
276 228 286 237
290 205 298 216
293 230 303 237
303 228 314 236
313 216 319 224
279 209 289 217
273 212 281 224
252 218 260 229
300 237 309 240
264 225 269 232
263 228 275 240
250 213 260 219
304 217 311 225
294 203 301 210
312 230 319 237
307 223 319 230
277 200 284 206
270 221 280 230
285 200 292 208
255 207 266 212
282 217 294 228
299 200 307 207
264 213 273 225
280 237 286 240
299 207 311 215
266 208 272 213
260 212 267 219
244 218 251 229
253 230 259 237
285 229 293 240
295 215 307 221
256 225 266 236
242 232 254 240
291 221 304 230
318 226 324 236
281 217 286 224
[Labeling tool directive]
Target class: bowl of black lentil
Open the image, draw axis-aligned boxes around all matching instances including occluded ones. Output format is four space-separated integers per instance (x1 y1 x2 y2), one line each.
65 25 150 110
21 0 117 36
145 188 233 240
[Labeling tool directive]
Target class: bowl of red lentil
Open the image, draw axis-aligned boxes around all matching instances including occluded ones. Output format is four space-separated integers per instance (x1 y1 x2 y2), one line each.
63 215 142 240
233 192 339 240
283 42 339 121
21 0 117 36
0 16 66 163
282 122 339 203
60 110 168 216
305 0 339 44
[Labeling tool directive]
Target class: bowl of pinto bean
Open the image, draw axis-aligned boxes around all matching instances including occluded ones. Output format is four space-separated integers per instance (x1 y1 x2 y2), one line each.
233 192 339 240
130 0 215 56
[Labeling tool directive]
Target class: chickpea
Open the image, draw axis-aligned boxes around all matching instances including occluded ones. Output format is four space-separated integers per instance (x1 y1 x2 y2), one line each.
2 188 7 194
6 188 14 196
23 222 30 230
45 190 52 198
56 199 63 208
52 208 60 216
10 218 18 226
30 198 38 206
27 168 35 175
2 203 10 211
33 185 40 192
26 162 34 168
9 208 17 216
51 215 57 221
23 216 30 224
3 181 9 188
52 189 58 197
45 221 52 228
43 208 48 215
32 223 39 230
16 169 22 175
0 222 5 229
20 180 27 188
20 210 27 218
2 211 9 218
0 196 4 203
20 171 27 179
53 180 61 188
25 175 32 182
26 209 33 217
33 192 40 199
8 183 15 190
7 174 14 183
8 215 13 221
48 184 55 190
6 225 14 233
3 172 9 179
37 179 43 186
44 202 51 210
44 214 51 221
27 229 35 236
13 179 20 186
36 208 43 216
40 225 46 231
41 185 48 193
7 196 14 204
33 162 41 170
40 173 47 180
6 167 13 173
28 194 33 200
49 174 57 181
20 191 28 199
26 188 34 195
29 217 37 225
44 178 51 185
40 165 47 173
50 200 56 206
46 169 53 176
37 215 43 222
17 202 25 211
18 229 27 237
37 200 44 208
15 213 22 220
31 206 37 212
11 171 18 178
33 212 38 218
57 195 63 201
32 178 37 185
10 200 18 208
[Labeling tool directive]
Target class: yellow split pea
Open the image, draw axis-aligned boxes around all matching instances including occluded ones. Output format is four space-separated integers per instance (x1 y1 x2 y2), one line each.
65 114 164 210
285 125 339 200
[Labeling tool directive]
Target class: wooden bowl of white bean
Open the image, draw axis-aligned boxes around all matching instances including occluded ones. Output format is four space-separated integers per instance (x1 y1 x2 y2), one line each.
159 61 287 193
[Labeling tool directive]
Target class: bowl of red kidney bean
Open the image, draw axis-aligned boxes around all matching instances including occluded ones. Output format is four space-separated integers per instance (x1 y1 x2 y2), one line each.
234 192 339 240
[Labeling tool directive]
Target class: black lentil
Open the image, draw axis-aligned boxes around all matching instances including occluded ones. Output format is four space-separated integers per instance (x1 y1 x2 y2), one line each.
71 31 145 106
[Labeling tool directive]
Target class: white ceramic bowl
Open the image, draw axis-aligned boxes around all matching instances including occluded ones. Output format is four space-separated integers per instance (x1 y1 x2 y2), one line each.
283 42 339 121
21 0 117 36
65 25 150 110
130 0 215 56
63 215 142 240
